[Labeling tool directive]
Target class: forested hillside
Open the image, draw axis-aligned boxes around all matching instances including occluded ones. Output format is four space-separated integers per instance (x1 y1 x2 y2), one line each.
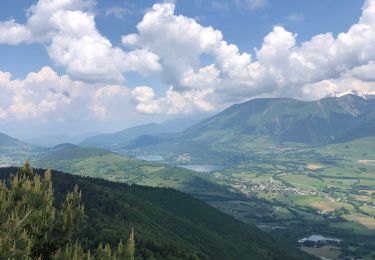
0 165 310 260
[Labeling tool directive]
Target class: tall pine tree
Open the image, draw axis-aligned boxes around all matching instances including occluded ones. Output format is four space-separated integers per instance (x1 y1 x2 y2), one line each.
0 162 135 259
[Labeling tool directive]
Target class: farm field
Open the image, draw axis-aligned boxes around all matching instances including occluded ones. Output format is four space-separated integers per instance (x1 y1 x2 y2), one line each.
302 246 341 260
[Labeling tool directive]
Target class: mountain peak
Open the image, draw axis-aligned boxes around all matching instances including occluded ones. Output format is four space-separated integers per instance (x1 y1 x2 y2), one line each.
328 89 375 99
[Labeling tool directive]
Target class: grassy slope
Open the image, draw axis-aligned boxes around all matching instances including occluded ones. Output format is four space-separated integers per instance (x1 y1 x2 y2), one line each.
32 146 237 202
0 167 310 260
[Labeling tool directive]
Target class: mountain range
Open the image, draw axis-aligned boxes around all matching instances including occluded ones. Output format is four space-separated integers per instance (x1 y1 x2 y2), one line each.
96 94 375 163
182 94 375 144
4 93 373 167
25 133 100 147
80 115 209 149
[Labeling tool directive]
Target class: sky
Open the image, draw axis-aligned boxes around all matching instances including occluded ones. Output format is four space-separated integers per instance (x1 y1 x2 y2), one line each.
0 0 374 138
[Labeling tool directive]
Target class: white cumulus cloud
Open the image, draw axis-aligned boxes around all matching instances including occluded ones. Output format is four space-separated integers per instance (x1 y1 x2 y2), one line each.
132 86 214 114
0 20 32 45
0 67 83 120
0 66 138 123
0 0 161 82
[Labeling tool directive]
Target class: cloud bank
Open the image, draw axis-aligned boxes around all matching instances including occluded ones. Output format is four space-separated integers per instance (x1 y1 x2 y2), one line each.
0 66 136 124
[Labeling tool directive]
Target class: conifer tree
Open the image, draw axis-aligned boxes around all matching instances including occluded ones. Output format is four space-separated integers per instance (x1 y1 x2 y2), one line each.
127 228 136 260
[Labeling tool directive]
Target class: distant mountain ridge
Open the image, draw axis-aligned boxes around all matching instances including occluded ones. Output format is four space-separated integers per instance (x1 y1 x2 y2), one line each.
0 133 28 147
80 116 208 149
0 133 40 165
25 132 100 147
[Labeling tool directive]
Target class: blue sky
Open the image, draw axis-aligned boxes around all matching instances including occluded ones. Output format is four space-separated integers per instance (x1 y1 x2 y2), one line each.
0 0 374 138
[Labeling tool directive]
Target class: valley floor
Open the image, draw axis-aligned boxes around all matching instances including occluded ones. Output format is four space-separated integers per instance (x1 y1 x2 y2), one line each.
205 137 375 259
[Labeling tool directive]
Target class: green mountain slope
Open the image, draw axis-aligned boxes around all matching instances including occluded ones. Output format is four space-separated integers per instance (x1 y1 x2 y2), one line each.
0 167 310 259
181 94 375 144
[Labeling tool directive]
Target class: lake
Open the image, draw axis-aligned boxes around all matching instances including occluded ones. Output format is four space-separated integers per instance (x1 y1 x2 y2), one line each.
178 164 222 173
135 155 222 173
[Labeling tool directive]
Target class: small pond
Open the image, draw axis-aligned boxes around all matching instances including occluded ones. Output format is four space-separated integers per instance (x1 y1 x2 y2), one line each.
298 235 342 243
